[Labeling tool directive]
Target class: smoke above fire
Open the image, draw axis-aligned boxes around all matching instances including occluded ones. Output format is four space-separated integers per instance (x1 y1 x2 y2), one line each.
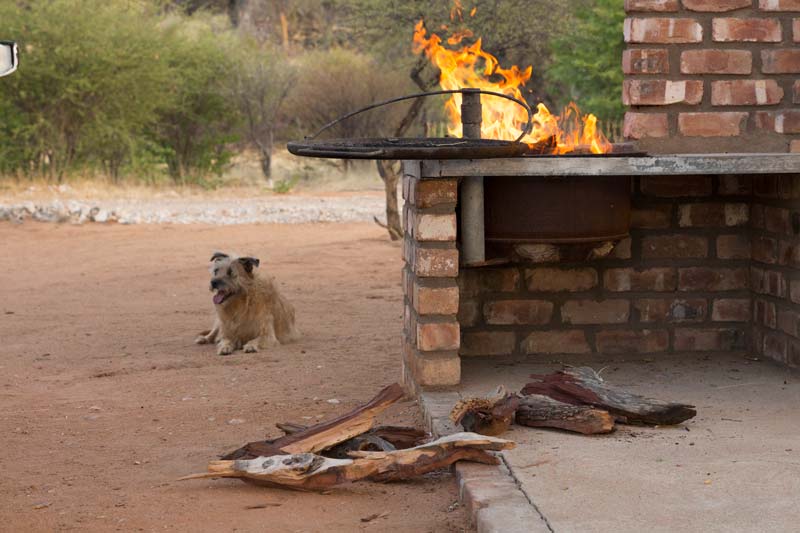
412 16 611 155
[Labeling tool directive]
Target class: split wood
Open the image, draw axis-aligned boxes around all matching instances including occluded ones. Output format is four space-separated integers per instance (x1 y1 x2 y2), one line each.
521 367 696 425
223 383 405 460
180 433 514 490
515 394 614 435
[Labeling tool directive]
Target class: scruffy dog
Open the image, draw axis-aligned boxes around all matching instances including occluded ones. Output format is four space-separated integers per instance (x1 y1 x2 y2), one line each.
195 252 299 355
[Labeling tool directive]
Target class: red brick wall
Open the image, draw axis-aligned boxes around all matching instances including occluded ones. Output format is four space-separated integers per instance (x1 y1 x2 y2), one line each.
458 175 757 359
401 161 462 389
750 174 800 364
624 0 800 153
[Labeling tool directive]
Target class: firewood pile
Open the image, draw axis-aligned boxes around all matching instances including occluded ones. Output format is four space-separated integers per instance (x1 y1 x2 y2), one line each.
181 368 696 491
180 383 515 490
451 367 697 436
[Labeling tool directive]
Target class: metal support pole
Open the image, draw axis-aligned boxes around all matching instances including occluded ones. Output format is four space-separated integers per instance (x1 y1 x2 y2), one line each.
459 89 485 265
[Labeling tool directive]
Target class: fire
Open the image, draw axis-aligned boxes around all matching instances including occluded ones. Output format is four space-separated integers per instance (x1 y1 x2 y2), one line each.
412 20 612 154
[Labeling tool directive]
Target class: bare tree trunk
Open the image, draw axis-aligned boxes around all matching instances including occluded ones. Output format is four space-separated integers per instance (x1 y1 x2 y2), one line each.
373 59 436 240
256 130 274 184
259 151 271 179
376 161 402 241
279 6 290 52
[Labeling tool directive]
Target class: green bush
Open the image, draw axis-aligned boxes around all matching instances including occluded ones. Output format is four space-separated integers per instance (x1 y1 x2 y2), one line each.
0 1 175 180
546 0 625 130
0 0 242 183
285 48 414 140
149 15 242 183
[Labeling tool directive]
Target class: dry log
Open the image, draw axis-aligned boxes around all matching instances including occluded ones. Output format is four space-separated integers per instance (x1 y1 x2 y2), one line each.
522 367 696 425
181 432 515 491
515 394 615 435
449 386 520 436
222 383 405 460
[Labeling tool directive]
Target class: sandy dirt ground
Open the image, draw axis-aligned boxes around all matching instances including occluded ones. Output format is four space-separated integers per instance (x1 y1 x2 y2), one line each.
0 221 471 532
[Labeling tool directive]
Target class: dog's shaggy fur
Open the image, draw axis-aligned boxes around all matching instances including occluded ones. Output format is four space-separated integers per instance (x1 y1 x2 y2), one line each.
195 252 299 355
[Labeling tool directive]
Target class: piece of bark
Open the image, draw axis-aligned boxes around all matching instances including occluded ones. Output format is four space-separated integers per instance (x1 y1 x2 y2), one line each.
515 394 615 435
521 367 696 426
222 383 405 460
450 386 520 436
181 432 515 491
275 422 306 435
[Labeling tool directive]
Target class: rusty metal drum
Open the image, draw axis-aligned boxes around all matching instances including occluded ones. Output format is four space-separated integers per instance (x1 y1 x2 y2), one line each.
483 175 631 243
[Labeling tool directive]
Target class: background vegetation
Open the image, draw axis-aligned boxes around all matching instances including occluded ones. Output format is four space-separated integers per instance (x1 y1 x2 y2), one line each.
0 0 624 186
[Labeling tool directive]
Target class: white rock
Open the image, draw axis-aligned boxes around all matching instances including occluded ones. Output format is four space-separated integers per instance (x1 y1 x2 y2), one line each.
93 209 110 223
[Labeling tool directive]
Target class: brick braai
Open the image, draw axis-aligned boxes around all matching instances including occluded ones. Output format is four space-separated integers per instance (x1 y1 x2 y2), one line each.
399 0 800 391
401 161 800 390
623 0 800 153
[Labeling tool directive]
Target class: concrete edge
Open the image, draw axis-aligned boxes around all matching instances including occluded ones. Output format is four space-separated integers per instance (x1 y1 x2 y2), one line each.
418 391 552 533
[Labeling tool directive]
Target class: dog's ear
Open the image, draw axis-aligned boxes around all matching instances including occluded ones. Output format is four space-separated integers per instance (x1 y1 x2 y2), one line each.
237 256 260 274
210 252 229 263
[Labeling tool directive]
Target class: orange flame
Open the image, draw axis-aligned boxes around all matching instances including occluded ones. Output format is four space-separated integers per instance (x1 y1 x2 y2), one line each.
412 20 611 154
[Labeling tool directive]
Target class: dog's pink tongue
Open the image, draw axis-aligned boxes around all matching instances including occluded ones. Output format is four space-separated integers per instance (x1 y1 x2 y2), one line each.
213 292 225 305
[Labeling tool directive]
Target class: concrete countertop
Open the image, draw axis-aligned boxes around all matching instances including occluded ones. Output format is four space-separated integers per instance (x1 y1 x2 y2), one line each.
419 153 800 178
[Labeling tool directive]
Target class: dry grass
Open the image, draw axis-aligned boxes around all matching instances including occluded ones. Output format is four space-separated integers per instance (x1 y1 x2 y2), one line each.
0 149 385 201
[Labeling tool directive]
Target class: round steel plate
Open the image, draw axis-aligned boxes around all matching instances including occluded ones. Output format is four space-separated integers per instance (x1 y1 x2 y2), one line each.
287 137 536 160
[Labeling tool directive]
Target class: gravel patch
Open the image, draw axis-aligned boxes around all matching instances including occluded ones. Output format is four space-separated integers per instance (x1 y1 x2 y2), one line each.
0 195 386 225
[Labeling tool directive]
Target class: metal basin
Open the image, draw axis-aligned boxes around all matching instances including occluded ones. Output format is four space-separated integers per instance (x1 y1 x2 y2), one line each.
484 175 631 243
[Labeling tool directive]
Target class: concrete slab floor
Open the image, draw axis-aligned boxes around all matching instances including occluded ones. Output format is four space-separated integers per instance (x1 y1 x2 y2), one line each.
454 353 800 533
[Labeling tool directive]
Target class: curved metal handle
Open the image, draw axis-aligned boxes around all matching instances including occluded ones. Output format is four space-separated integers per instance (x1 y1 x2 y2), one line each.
306 89 533 143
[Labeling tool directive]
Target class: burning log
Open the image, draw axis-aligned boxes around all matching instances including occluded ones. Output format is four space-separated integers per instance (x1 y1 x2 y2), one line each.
515 395 615 435
222 383 405 460
450 386 520 436
180 433 515 491
522 367 696 426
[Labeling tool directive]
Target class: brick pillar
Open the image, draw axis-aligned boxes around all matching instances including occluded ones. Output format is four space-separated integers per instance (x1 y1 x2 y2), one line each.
623 0 800 153
401 161 461 390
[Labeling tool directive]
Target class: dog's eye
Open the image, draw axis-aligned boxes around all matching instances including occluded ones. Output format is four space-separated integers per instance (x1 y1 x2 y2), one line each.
228 268 233 276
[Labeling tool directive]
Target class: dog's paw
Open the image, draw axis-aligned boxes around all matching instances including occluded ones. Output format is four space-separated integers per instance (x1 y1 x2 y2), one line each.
217 341 235 356
243 341 259 353
194 335 210 345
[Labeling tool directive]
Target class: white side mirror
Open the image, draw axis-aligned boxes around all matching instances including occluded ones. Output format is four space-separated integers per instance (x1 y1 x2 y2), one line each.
0 41 18 77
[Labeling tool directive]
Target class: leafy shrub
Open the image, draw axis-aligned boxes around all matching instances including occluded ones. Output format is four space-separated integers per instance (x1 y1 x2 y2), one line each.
546 0 625 128
284 48 414 140
0 1 175 181
0 1 244 183
272 177 297 194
